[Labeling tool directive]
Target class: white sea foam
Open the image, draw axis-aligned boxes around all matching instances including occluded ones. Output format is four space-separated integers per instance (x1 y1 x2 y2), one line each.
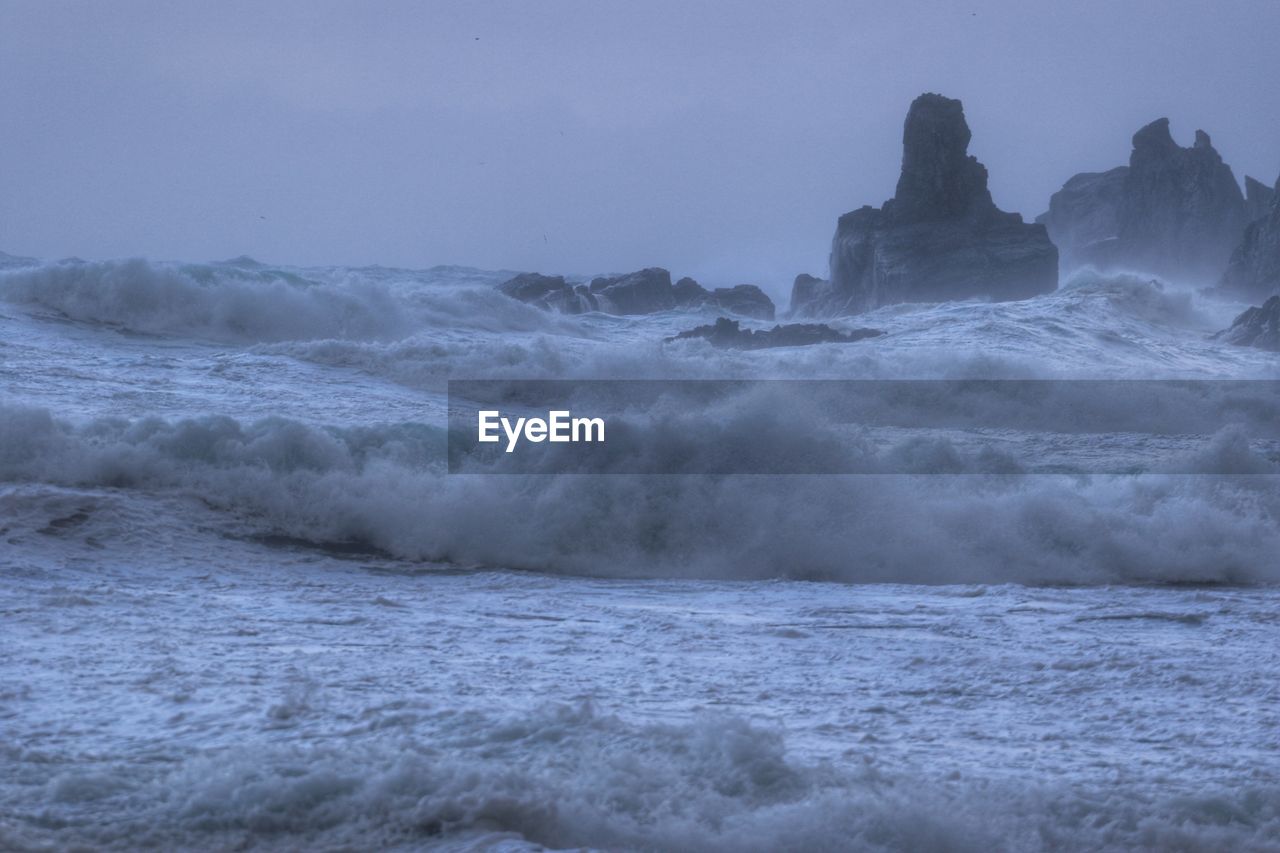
3 255 1280 850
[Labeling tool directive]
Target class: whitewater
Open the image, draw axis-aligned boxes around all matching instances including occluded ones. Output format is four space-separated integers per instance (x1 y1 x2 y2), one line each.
2 253 1279 851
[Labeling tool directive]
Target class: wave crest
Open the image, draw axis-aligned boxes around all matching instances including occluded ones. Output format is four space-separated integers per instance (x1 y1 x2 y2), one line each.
3 403 1279 585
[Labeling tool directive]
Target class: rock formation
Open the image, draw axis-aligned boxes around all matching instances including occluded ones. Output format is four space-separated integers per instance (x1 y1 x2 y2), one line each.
498 269 776 318
668 278 776 319
1214 295 1280 351
788 274 832 317
707 285 775 320
499 272 596 314
799 93 1057 317
1041 119 1249 283
672 277 708 308
1218 177 1280 300
667 317 883 349
1245 176 1277 223
1034 167 1127 272
586 268 677 314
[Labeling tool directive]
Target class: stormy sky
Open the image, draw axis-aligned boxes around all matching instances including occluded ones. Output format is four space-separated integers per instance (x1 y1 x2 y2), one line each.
2 0 1278 289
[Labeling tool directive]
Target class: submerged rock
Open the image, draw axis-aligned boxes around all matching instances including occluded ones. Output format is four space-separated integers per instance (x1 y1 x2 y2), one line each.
803 93 1056 317
1218 177 1280 300
1042 119 1248 283
667 317 883 349
1214 295 1280 351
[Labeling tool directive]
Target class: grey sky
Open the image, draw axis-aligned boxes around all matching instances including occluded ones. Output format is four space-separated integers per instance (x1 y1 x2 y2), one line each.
2 0 1278 292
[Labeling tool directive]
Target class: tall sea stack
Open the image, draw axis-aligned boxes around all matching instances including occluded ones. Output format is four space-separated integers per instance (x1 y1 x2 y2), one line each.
1040 119 1249 283
793 94 1057 317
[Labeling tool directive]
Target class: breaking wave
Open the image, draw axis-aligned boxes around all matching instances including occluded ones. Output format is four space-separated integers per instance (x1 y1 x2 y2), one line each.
0 257 575 342
2 402 1278 585
3 701 1275 852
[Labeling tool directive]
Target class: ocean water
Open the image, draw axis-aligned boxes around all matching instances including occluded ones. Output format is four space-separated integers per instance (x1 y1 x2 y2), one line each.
2 254 1279 851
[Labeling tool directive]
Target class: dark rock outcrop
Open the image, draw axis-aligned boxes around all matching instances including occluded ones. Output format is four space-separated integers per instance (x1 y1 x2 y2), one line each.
1214 295 1280 351
498 269 776 318
1042 120 1248 283
499 272 567 303
587 268 677 314
669 278 776 319
1218 177 1280 300
667 317 883 349
499 272 597 314
1245 176 1277 223
803 93 1057 317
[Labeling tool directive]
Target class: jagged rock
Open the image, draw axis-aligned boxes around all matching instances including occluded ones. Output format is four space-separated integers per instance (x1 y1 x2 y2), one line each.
1118 121 1248 282
803 93 1056 317
1215 295 1280 351
1036 167 1128 272
1218 177 1280 300
1245 176 1277 223
789 274 834 317
1042 119 1248 283
667 317 883 349
673 276 709 308
709 284 775 320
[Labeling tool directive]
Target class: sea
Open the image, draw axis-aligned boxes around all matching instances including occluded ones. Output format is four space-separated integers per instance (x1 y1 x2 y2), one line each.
1 252 1278 851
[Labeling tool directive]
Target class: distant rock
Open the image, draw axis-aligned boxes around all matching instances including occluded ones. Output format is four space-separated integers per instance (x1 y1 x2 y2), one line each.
1218 176 1280 300
667 317 883 349
1245 176 1277 223
1214 295 1280 351
499 272 568 304
708 284 775 320
800 93 1056 317
672 276 709 308
218 255 267 269
1042 119 1248 283
789 274 833 317
0 250 40 270
669 278 776 319
1036 167 1128 272
498 269 776 318
588 268 676 314
498 272 596 314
